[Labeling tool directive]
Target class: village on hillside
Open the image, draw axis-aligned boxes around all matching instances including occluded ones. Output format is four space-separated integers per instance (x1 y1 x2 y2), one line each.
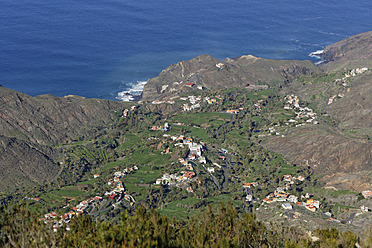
32 67 371 232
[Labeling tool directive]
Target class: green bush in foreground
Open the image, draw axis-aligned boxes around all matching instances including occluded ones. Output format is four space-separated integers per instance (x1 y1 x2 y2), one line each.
0 202 369 247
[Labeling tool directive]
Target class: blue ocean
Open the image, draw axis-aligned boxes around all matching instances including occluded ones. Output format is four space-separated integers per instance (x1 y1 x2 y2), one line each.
0 0 371 101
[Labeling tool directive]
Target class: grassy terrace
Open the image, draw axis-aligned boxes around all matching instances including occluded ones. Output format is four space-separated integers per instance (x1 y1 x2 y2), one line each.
306 186 359 198
168 125 210 141
30 86 318 220
169 112 232 129
160 193 244 219
38 185 94 209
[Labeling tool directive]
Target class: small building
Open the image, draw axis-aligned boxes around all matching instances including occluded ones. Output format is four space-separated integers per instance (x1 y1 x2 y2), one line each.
189 154 197 160
288 195 298 203
296 176 305 181
362 190 372 198
199 156 207 164
282 203 292 210
243 183 252 188
216 63 225 69
186 82 195 87
184 172 196 179
246 194 253 202
361 206 369 213
186 187 194 193
305 205 316 212
109 194 117 200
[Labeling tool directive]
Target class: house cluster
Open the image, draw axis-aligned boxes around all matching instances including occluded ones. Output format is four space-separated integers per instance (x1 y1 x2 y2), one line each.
226 109 242 114
327 94 345 105
105 166 138 200
40 164 142 232
362 190 372 198
283 174 305 183
302 199 321 212
356 205 369 215
284 95 300 109
181 94 225 111
155 135 208 192
284 95 318 125
40 196 103 232
122 106 137 118
181 95 202 111
205 97 217 104
155 171 196 186
345 67 369 78
170 135 206 164
331 67 369 102
243 182 258 202
151 100 175 105
151 122 170 131
262 174 321 214
254 100 264 111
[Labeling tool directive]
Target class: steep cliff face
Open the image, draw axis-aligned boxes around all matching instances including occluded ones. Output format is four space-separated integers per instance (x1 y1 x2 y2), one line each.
321 31 372 62
0 86 125 145
142 54 320 101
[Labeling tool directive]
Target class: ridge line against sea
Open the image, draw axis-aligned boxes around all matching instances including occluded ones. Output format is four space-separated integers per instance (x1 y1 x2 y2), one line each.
117 49 324 102
0 0 371 101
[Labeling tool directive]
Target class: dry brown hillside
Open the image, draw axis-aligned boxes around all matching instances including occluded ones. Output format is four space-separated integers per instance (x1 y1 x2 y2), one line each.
264 31 372 191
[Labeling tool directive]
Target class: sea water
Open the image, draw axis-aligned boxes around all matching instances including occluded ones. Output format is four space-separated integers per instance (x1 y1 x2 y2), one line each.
0 0 371 101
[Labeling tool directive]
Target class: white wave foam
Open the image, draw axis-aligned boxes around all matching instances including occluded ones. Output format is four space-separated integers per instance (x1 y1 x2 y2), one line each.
318 31 344 37
309 50 324 58
116 80 147 101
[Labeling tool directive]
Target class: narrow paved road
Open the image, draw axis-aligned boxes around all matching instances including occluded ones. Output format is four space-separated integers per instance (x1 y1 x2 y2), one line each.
216 113 234 131
221 152 232 190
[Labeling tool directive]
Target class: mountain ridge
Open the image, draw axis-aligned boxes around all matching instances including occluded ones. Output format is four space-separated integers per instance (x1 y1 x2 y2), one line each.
142 54 320 101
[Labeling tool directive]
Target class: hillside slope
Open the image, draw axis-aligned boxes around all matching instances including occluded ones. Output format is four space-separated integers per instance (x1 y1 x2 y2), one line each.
0 86 125 145
0 87 129 192
264 32 372 191
142 54 320 101
0 135 59 191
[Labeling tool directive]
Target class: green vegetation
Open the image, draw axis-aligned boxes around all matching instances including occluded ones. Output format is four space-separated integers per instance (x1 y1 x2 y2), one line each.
6 69 370 245
1 202 368 247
